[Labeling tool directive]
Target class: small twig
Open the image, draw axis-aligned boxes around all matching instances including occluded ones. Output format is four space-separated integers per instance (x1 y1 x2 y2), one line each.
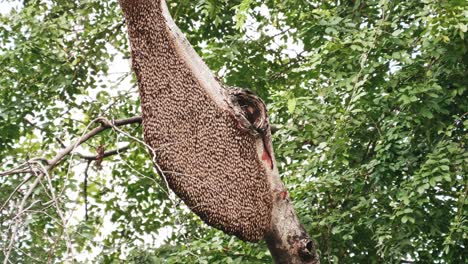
3 172 43 264
38 162 74 261
24 117 66 148
0 175 33 213
47 116 142 171
107 118 193 247
0 116 142 178
84 161 91 221
270 124 280 134
76 145 131 161
0 115 143 262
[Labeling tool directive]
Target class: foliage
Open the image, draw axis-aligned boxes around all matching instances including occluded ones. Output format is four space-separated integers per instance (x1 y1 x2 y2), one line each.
0 0 466 263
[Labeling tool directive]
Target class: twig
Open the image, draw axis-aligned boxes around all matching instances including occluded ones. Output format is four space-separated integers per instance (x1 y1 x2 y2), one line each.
38 162 74 261
76 145 131 161
0 167 33 177
0 115 142 262
3 172 44 264
84 161 91 221
0 116 142 178
0 175 33 213
107 118 194 251
24 117 66 148
270 124 280 134
46 116 142 171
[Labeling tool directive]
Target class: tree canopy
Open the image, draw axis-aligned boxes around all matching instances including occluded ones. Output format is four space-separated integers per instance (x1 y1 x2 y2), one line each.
0 0 466 263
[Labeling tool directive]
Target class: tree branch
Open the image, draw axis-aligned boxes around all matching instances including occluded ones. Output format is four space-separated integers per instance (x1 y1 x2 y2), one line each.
46 116 142 171
0 115 143 263
0 167 34 177
83 161 91 221
24 117 66 148
76 145 132 161
1 116 142 178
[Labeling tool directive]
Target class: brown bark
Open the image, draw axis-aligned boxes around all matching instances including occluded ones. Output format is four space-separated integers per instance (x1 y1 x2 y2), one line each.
119 0 319 263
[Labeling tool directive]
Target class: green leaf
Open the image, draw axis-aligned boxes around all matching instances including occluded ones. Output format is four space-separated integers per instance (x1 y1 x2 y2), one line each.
440 165 450 171
287 97 297 114
234 0 253 29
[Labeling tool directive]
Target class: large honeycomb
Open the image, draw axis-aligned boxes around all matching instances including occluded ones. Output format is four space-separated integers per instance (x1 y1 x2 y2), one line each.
120 0 273 241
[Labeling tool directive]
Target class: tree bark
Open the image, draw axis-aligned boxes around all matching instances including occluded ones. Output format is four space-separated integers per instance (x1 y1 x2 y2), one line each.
119 0 319 263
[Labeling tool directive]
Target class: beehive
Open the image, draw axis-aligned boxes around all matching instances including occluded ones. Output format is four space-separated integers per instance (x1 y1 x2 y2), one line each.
120 0 273 241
